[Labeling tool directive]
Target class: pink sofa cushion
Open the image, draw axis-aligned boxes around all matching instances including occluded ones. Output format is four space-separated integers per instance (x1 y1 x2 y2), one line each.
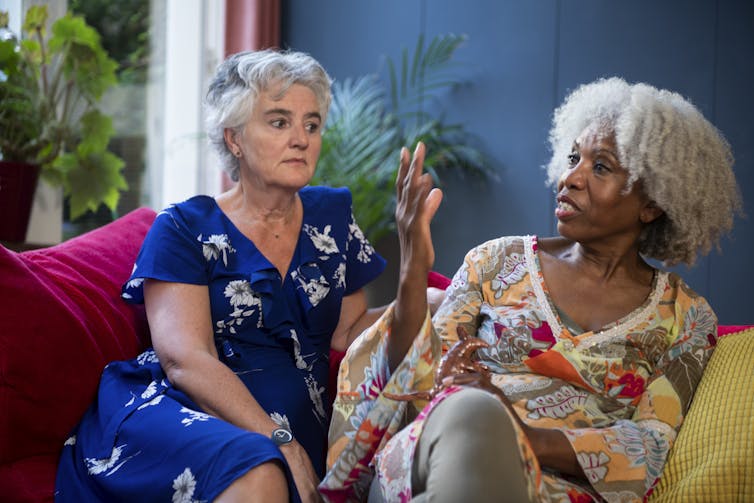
0 207 156 502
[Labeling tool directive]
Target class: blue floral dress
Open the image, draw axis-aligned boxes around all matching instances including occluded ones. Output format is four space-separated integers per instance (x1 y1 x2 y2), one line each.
55 186 385 503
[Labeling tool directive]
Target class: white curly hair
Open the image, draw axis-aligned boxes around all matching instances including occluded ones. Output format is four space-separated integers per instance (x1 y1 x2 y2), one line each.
545 77 742 266
204 49 332 182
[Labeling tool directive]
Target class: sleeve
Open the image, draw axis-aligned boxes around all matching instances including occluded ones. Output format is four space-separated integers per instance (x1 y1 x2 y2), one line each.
320 243 490 501
343 203 386 296
121 206 208 304
561 293 718 500
432 242 490 346
320 305 441 501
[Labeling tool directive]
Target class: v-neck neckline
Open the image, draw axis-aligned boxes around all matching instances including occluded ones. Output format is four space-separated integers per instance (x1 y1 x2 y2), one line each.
207 195 310 282
525 235 667 343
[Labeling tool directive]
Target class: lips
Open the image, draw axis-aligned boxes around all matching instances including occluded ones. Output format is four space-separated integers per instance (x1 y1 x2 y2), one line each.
555 194 580 218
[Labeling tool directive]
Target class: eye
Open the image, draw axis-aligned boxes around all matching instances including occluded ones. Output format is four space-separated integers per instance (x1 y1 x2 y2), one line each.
270 118 288 129
305 121 320 133
593 162 612 174
567 152 579 166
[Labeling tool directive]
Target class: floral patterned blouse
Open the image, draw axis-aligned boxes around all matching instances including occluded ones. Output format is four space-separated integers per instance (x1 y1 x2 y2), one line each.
321 235 717 503
55 186 385 503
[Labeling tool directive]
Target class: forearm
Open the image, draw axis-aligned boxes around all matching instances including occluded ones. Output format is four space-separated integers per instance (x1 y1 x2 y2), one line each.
163 350 280 436
388 267 430 371
527 426 585 479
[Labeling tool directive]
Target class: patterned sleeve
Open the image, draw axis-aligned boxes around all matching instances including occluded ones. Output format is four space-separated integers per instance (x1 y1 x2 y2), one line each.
320 305 441 501
562 292 718 500
432 242 491 347
121 206 208 304
320 243 494 501
343 203 386 296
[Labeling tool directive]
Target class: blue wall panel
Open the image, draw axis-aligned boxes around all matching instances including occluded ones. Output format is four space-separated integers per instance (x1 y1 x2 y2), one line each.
282 0 754 323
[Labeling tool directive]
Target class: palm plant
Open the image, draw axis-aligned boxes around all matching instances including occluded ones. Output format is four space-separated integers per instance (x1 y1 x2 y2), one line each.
313 33 494 244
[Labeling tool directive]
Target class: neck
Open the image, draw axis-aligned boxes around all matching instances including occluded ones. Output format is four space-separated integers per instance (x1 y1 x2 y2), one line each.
226 181 299 223
561 239 651 284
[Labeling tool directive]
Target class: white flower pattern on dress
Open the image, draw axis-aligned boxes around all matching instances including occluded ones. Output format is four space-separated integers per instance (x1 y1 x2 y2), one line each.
141 380 158 399
172 467 197 503
137 394 165 410
333 262 346 289
137 349 159 365
216 280 263 334
179 407 211 427
198 233 235 266
270 412 292 430
290 329 312 370
85 444 138 476
305 374 327 425
348 215 376 263
305 224 339 254
291 269 330 307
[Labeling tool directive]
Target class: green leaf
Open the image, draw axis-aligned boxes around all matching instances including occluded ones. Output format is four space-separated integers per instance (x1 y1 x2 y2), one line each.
61 150 127 220
78 109 114 152
317 33 489 242
0 4 126 216
22 5 47 36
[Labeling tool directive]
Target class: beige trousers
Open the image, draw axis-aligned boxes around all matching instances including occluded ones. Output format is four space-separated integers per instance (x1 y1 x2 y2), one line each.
369 387 533 503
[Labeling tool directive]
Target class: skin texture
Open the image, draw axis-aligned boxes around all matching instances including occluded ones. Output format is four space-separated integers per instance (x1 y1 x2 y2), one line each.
389 125 665 484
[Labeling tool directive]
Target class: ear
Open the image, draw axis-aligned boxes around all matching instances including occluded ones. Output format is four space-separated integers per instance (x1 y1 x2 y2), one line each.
640 201 664 224
223 128 241 157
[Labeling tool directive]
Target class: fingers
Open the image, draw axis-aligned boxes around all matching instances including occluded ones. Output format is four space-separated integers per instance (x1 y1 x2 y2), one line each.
396 147 410 200
396 142 426 202
424 187 443 223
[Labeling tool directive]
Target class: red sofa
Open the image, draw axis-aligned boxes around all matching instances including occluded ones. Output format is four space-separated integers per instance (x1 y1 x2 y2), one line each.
1 207 750 502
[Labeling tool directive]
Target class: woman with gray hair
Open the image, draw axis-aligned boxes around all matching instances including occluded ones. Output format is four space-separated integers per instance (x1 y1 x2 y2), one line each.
56 50 387 502
323 77 742 502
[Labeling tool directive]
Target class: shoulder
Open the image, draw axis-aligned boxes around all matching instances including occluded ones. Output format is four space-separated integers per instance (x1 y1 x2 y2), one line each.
663 271 714 311
466 235 534 261
156 195 218 225
300 185 352 212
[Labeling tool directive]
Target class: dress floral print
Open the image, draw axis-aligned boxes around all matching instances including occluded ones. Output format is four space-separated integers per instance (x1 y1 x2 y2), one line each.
54 186 385 503
322 235 716 503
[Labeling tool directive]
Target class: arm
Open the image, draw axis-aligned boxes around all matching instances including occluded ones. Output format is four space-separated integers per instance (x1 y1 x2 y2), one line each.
557 295 718 497
330 289 386 352
330 286 448 353
145 279 322 502
389 143 443 370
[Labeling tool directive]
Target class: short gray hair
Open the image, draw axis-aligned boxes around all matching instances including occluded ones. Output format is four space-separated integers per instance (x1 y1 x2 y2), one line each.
545 77 742 266
204 49 332 181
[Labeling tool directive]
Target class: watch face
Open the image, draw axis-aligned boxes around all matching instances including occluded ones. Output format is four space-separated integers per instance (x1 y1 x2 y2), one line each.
271 428 293 446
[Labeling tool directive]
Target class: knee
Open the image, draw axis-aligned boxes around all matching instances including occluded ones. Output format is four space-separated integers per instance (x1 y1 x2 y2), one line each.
430 387 509 431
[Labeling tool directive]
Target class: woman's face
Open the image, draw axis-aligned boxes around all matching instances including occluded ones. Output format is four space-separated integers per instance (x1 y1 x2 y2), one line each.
231 83 323 191
555 125 653 246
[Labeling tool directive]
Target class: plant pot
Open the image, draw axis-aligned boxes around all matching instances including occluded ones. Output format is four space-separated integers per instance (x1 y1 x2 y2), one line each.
0 160 41 242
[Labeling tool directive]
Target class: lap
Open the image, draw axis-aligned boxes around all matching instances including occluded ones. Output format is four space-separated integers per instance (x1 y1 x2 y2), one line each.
56 380 289 502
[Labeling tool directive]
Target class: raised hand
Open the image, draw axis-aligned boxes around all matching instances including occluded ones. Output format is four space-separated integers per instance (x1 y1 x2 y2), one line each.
395 142 444 281
389 143 444 370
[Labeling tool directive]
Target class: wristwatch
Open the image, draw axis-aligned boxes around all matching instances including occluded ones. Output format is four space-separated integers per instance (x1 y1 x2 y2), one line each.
271 427 294 446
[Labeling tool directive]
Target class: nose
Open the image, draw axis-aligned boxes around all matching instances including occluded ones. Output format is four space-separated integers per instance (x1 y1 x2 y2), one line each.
289 123 309 149
559 161 586 190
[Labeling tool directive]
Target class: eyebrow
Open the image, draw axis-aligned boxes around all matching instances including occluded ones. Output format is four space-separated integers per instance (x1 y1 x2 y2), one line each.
572 140 619 160
264 108 322 121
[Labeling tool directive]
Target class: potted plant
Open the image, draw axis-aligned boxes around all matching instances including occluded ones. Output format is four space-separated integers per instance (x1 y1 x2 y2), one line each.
314 33 495 245
0 5 127 242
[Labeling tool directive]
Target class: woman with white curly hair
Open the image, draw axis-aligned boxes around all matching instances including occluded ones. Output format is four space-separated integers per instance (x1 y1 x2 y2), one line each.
322 77 742 503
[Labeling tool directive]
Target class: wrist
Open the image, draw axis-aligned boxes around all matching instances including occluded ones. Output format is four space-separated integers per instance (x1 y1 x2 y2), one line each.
270 427 294 447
